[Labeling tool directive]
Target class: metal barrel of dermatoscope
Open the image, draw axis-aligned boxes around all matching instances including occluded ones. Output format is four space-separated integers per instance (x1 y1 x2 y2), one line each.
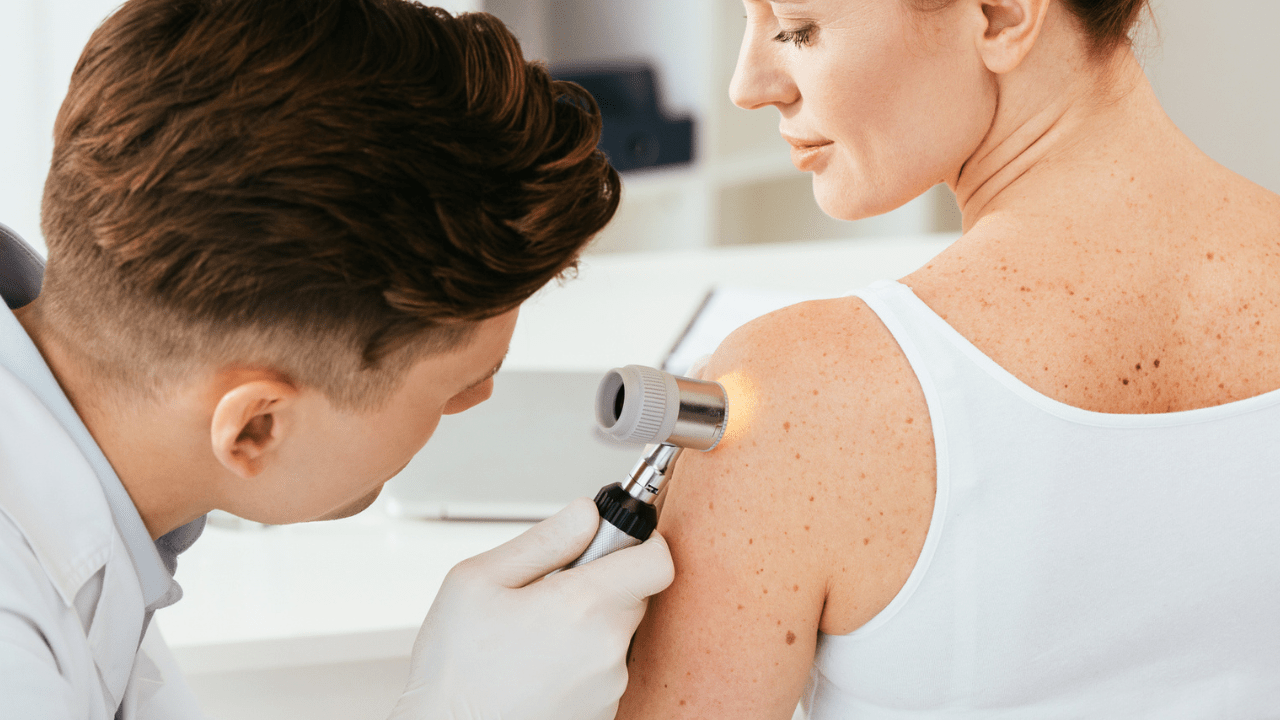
566 365 727 568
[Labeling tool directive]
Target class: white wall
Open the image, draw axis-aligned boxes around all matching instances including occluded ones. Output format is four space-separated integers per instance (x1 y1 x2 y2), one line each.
1142 0 1280 193
0 0 1276 257
0 0 480 257
0 0 120 255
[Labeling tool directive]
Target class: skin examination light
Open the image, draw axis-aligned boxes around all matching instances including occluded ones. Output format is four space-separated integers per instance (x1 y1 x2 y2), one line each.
567 365 727 568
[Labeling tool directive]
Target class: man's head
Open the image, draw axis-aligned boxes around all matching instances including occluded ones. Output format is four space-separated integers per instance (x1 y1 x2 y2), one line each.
41 0 617 409
30 0 618 530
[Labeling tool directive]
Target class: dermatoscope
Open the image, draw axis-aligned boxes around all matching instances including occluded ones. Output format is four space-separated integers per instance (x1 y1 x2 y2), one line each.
566 364 727 569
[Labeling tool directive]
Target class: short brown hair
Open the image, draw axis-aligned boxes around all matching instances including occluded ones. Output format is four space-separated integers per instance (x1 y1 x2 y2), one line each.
40 0 619 409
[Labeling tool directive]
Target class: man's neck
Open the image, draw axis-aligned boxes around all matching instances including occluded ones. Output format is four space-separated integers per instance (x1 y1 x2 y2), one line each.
13 299 216 540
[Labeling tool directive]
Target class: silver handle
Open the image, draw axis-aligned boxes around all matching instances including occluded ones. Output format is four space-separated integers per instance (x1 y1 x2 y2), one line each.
565 519 642 568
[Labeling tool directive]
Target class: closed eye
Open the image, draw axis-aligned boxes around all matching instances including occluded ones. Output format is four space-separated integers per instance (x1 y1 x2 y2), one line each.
774 22 817 47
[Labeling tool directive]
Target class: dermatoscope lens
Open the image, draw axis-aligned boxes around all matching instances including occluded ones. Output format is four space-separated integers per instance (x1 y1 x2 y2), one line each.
571 366 733 569
594 365 728 450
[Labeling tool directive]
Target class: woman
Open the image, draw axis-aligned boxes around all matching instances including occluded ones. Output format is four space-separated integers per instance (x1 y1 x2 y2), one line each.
617 0 1280 717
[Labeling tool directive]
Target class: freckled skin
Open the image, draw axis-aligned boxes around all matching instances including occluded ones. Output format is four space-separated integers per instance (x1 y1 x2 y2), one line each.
618 298 936 719
906 140 1280 413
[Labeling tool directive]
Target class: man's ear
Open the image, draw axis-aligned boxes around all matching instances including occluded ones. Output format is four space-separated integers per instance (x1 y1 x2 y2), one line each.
973 0 1051 74
210 380 297 479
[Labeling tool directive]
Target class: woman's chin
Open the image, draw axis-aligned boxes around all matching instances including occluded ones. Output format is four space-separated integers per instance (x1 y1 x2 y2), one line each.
811 175 881 222
811 172 931 224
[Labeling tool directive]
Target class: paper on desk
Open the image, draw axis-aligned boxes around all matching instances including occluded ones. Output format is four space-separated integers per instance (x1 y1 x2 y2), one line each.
662 286 834 376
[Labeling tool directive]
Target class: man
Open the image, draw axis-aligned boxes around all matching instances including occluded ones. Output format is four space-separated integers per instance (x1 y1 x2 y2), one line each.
0 1 673 718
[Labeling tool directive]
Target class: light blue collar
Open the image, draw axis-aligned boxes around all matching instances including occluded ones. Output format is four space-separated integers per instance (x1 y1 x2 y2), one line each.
0 223 202 611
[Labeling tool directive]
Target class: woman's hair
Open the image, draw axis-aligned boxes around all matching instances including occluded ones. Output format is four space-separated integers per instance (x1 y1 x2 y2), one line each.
915 0 1151 56
40 0 619 410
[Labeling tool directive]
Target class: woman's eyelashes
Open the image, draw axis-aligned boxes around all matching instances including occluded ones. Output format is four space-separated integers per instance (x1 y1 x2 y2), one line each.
774 22 818 47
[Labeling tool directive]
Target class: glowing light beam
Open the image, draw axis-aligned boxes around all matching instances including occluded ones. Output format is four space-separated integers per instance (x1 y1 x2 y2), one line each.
714 370 757 447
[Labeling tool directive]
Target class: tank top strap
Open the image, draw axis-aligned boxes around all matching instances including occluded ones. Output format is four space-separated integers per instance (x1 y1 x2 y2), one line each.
850 279 1010 400
849 278 1019 436
839 280 958 637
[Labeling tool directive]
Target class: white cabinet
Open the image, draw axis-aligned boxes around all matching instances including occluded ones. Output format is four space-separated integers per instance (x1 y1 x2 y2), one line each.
482 0 963 252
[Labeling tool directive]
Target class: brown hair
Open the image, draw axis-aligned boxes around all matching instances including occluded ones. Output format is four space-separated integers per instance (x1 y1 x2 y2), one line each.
1058 0 1151 54
915 0 1151 57
40 0 619 410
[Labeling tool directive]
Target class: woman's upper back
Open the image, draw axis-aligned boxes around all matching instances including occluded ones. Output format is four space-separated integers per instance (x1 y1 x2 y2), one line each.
806 279 1280 717
907 133 1280 416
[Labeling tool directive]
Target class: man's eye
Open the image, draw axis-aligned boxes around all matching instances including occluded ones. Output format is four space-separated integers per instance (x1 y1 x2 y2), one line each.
773 23 817 47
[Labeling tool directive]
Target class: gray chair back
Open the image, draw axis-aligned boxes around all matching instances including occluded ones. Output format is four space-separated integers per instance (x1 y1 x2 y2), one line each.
0 223 45 309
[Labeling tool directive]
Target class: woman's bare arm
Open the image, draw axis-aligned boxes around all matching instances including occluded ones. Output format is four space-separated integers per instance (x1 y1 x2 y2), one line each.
616 297 936 718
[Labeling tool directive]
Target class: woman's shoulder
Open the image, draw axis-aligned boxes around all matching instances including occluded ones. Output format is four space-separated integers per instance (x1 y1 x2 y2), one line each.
686 294 937 632
616 294 937 716
709 294 899 386
708 293 932 432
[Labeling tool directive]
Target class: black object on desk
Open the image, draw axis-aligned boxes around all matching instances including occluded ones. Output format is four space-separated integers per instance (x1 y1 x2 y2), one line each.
555 63 695 172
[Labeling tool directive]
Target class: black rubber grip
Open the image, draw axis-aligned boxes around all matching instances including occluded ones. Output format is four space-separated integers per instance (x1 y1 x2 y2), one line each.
593 483 658 541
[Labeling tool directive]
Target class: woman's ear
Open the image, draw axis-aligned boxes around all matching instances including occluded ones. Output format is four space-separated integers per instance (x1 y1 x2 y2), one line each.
210 379 297 479
974 0 1051 74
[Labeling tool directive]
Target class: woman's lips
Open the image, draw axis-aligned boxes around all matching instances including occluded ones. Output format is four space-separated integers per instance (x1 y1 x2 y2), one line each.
782 134 834 171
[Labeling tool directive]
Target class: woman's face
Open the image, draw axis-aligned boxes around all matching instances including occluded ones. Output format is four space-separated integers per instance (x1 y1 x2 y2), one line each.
731 0 995 221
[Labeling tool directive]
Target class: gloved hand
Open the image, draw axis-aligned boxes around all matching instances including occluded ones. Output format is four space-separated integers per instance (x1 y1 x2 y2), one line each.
389 497 674 720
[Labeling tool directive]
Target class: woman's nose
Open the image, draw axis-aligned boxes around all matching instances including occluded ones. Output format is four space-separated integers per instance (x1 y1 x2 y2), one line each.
729 27 799 111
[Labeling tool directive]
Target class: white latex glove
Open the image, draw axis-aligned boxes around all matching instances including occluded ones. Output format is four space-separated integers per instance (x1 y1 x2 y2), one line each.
390 497 674 720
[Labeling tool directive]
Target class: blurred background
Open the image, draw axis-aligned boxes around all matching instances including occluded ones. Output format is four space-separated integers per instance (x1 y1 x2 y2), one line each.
1 0 1277 256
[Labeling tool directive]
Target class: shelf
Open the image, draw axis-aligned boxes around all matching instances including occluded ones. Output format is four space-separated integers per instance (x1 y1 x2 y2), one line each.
710 150 799 188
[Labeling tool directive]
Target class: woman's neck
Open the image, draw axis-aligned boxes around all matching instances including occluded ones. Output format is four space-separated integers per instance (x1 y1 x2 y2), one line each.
952 50 1201 235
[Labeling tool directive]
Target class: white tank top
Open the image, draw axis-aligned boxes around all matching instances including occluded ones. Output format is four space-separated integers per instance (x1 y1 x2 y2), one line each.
805 280 1280 718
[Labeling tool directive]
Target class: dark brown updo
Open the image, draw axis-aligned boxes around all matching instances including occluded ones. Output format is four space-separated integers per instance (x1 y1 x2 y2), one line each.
1056 0 1151 54
915 0 1151 57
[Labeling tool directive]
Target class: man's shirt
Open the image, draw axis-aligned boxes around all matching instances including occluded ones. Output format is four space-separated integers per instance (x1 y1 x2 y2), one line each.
0 222 203 621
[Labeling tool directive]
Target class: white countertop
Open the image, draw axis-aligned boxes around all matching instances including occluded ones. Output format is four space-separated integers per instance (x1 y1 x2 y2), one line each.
508 233 958 371
161 506 532 674
159 233 958 675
